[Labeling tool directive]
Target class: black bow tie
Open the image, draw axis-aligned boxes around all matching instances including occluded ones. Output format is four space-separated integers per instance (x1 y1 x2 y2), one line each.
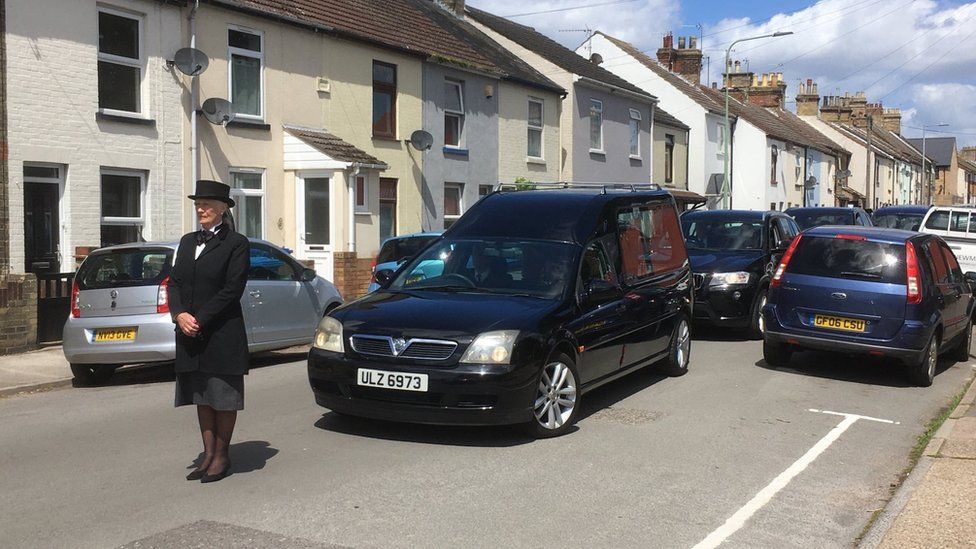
195 229 216 246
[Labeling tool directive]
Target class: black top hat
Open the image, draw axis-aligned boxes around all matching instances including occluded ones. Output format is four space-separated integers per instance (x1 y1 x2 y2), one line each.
188 179 235 208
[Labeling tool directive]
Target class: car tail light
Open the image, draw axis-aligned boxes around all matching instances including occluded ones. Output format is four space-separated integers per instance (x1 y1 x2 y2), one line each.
835 234 866 241
906 241 922 304
70 281 81 318
157 276 170 314
770 234 803 289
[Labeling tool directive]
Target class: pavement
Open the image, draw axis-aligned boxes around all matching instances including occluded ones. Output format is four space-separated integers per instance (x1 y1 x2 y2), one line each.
0 338 974 547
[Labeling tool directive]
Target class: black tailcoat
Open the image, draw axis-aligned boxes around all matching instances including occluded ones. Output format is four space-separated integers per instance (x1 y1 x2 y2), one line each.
168 227 251 375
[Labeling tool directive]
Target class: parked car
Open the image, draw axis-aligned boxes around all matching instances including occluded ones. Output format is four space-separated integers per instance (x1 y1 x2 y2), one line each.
873 205 930 231
63 240 343 383
762 226 974 386
786 206 873 230
681 209 799 338
919 205 976 273
308 187 693 437
367 232 442 292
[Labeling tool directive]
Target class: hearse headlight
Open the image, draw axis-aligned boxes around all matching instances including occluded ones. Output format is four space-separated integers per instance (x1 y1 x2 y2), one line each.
460 330 519 364
313 316 344 353
709 272 751 286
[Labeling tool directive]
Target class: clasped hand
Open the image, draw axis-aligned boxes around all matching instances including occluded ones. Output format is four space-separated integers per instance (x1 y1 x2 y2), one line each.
176 312 201 337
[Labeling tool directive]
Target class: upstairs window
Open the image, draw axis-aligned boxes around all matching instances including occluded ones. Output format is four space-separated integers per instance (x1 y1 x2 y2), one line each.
229 28 264 119
444 80 464 148
589 99 604 152
629 109 642 157
527 98 544 158
98 8 143 114
373 61 397 138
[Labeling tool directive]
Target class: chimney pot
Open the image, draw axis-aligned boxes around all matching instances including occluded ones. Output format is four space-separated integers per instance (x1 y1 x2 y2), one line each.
812 83 818 94
734 60 741 72
663 33 673 48
806 78 813 86
678 36 686 49
689 36 697 49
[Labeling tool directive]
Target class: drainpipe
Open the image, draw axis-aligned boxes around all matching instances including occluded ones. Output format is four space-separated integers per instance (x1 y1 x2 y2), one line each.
189 1 199 187
348 167 359 254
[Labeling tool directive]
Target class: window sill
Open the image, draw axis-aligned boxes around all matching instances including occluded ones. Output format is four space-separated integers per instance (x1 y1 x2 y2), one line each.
373 135 399 142
354 210 371 216
589 149 606 156
443 147 469 157
227 119 271 131
96 111 156 127
526 157 546 165
629 155 642 161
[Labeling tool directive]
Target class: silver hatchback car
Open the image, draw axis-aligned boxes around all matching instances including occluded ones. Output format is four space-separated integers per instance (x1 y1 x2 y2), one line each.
63 240 343 383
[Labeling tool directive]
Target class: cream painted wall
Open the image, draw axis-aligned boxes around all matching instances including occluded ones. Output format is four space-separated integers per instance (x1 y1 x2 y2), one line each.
186 6 423 259
498 82 561 183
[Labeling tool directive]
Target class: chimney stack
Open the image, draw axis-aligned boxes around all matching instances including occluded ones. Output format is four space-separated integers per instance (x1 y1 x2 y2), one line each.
820 95 853 125
882 108 901 135
656 32 676 71
742 71 788 109
796 78 820 117
656 32 702 84
442 0 465 17
723 58 754 91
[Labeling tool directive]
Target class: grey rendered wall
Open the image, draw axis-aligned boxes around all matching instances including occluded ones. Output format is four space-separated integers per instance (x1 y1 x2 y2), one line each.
421 64 499 231
571 83 652 184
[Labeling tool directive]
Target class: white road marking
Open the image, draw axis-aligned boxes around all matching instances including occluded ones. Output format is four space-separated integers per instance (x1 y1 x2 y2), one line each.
692 410 898 549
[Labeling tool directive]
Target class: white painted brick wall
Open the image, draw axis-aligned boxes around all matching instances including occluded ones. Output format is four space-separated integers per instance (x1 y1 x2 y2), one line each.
6 0 185 273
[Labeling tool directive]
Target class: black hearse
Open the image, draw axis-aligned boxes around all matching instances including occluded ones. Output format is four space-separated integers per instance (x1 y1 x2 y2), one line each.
308 186 693 437
680 209 799 338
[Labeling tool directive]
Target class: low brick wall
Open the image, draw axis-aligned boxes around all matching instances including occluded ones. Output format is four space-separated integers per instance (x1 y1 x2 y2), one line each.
333 252 373 301
0 274 37 355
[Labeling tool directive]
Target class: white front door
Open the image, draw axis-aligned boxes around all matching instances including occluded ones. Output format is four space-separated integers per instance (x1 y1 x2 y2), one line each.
296 172 335 281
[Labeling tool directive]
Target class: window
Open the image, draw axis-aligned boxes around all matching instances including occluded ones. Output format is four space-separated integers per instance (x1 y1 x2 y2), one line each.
629 109 642 157
925 240 951 285
950 211 969 233
924 209 950 231
939 242 964 283
228 28 263 119
355 175 368 214
589 99 603 152
230 169 264 238
616 202 687 282
372 61 397 138
717 123 727 152
770 202 777 211
770 145 779 185
665 134 675 183
248 244 298 281
787 237 906 284
379 178 397 239
100 170 145 247
527 98 544 158
98 8 143 114
580 240 618 289
795 155 803 183
444 80 464 148
479 185 493 197
444 183 463 229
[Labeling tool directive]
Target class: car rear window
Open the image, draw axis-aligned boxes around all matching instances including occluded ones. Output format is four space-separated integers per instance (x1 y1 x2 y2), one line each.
786 236 906 284
375 236 438 265
791 212 852 230
873 213 923 231
76 248 173 289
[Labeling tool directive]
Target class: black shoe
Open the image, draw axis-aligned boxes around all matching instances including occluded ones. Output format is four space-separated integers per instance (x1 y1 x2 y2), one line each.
185 469 207 481
200 463 232 483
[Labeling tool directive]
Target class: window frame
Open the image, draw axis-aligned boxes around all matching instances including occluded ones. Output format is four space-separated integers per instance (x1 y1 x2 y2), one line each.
354 174 369 214
97 6 146 117
443 182 464 229
372 60 398 139
664 133 675 183
770 145 779 185
527 97 545 160
628 108 642 158
227 26 265 121
443 79 465 148
100 168 147 241
229 167 266 239
589 99 604 154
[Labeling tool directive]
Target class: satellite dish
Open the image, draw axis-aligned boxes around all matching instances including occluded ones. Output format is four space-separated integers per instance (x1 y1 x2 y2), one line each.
201 98 235 126
172 48 209 77
409 130 433 151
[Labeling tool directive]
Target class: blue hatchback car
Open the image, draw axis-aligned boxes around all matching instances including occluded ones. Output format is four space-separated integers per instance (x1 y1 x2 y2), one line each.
367 232 442 293
763 226 975 386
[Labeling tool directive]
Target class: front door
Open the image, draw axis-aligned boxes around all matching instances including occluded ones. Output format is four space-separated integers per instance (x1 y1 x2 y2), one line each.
24 182 61 273
296 173 334 281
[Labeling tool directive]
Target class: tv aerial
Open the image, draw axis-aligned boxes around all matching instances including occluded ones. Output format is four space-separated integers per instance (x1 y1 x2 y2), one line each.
201 97 235 126
171 47 209 77
409 130 433 151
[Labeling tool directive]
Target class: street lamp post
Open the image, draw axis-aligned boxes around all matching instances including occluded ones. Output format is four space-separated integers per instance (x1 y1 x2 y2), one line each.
920 123 948 205
721 31 793 209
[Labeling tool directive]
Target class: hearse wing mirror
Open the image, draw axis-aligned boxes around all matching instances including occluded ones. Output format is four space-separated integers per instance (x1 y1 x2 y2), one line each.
374 268 395 287
584 279 619 307
300 267 317 282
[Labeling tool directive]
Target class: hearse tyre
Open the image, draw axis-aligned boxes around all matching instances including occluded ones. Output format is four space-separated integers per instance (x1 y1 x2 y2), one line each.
661 314 691 376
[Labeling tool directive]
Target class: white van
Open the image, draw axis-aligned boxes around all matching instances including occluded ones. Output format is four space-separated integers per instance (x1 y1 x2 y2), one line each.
919 206 976 272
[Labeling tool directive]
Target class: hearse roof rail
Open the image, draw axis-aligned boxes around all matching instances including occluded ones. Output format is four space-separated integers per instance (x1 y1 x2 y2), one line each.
493 181 662 195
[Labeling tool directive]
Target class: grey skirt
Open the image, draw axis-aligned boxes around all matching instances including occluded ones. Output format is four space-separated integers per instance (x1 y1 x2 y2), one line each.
175 371 244 411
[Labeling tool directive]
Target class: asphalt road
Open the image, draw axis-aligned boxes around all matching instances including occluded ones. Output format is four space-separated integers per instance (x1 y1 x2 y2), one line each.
0 331 972 549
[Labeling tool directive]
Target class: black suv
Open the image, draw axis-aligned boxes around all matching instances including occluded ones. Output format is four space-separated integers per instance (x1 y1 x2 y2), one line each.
308 187 693 437
681 209 799 338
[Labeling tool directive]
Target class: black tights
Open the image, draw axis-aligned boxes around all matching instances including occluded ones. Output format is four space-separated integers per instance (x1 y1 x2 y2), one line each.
194 405 237 474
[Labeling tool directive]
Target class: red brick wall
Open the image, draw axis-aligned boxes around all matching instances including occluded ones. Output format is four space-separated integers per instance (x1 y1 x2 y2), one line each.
332 252 373 302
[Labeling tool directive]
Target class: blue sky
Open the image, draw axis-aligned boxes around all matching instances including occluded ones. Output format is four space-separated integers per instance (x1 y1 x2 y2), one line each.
467 0 976 147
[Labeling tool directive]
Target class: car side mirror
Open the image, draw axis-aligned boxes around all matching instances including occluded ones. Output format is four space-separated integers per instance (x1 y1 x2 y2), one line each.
583 279 619 308
300 268 317 282
965 272 976 292
773 236 794 254
374 268 395 287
